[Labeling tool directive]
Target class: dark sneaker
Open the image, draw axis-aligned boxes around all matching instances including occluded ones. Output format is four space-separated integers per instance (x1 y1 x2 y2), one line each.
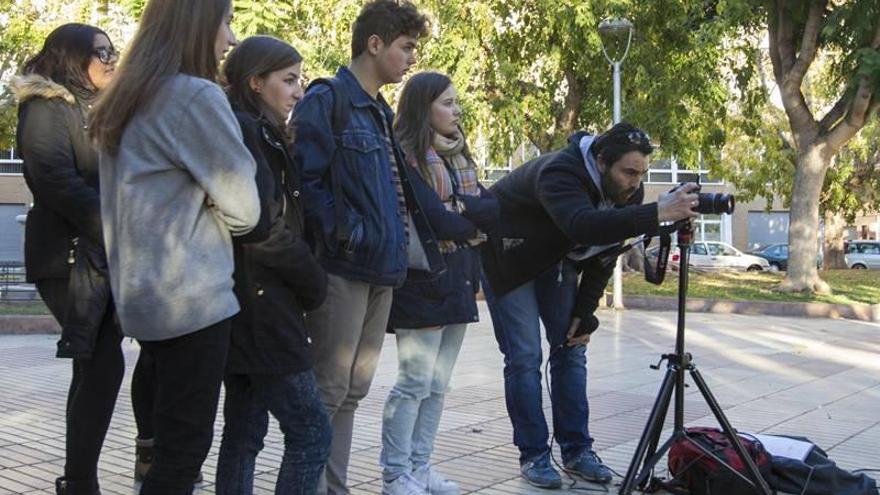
563 450 613 484
520 454 562 489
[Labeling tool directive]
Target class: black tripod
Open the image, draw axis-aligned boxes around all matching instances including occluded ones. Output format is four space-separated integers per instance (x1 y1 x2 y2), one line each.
618 224 773 495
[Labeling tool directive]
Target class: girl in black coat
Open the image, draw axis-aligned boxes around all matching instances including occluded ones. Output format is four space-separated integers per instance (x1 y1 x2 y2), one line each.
379 72 499 495
215 36 331 495
11 23 151 495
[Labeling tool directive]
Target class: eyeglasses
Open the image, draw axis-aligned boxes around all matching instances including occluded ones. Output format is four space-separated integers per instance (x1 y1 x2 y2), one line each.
92 47 119 65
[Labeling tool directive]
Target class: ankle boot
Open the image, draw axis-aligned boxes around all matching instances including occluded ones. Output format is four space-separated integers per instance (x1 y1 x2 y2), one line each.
55 477 100 495
135 438 203 484
134 437 153 482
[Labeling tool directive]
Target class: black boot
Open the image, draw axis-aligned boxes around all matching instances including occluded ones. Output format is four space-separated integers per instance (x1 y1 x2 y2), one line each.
135 438 203 485
55 477 100 495
134 437 153 482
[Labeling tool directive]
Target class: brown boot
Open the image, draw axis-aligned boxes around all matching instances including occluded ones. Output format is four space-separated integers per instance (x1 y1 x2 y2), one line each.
134 437 153 482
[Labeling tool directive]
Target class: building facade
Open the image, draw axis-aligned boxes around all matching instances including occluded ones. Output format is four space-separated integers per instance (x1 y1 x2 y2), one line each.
0 156 29 262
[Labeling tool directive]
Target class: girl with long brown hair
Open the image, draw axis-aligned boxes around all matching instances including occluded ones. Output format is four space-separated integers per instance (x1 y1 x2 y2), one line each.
380 71 499 495
215 35 331 494
89 1 262 493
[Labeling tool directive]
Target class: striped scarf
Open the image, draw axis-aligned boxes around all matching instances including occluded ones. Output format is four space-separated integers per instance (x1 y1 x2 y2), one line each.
408 132 486 253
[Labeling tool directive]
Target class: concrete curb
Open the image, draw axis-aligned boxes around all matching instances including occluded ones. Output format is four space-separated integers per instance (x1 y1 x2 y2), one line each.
619 295 880 322
2 297 878 335
0 315 60 334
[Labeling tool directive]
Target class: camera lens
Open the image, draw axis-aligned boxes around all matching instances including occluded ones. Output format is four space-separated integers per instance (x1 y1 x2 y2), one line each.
696 193 735 214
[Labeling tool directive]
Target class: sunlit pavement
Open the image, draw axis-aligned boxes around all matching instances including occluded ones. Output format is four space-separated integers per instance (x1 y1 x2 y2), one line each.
1 303 878 494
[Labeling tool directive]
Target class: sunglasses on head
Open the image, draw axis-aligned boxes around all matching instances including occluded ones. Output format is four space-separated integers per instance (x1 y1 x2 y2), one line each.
92 47 119 65
621 130 651 147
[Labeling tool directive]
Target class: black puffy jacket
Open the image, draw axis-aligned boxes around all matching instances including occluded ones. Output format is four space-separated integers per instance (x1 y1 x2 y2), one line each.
226 110 327 375
13 75 104 281
13 75 111 358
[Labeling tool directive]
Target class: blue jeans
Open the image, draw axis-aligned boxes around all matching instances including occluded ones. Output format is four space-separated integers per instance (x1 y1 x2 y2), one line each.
380 324 468 481
216 370 332 495
482 259 592 464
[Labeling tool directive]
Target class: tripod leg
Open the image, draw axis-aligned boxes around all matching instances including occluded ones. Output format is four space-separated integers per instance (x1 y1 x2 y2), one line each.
636 370 676 491
619 368 677 495
689 368 773 495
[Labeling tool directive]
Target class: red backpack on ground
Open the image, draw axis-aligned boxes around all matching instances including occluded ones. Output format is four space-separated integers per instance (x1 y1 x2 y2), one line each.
667 427 773 495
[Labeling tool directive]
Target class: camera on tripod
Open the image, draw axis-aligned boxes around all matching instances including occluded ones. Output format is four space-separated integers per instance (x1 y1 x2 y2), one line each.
670 182 735 215
620 184 773 495
642 184 735 285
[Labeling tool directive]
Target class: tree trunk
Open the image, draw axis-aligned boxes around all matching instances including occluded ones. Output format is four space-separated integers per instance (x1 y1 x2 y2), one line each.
780 143 832 294
822 211 847 269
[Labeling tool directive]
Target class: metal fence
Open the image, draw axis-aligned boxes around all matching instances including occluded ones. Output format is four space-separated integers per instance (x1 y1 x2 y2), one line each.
0 261 38 302
0 159 24 174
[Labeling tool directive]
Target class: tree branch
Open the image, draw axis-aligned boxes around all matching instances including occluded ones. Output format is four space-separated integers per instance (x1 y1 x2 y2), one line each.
775 0 797 76
769 0 819 140
825 21 880 152
819 95 850 131
555 70 582 138
789 0 827 86
767 2 784 85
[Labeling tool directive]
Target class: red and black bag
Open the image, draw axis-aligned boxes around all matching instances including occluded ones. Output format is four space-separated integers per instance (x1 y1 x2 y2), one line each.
667 427 773 495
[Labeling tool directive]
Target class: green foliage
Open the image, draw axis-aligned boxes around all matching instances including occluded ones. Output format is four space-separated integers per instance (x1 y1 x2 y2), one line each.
710 0 880 222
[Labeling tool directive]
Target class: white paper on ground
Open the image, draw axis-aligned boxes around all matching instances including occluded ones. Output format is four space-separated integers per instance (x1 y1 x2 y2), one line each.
752 434 814 461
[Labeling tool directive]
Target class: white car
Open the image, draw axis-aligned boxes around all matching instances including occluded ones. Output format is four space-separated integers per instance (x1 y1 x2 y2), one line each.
845 240 880 269
668 241 770 272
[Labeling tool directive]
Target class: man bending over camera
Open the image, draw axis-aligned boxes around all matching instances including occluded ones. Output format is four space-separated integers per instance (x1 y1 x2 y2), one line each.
480 123 699 489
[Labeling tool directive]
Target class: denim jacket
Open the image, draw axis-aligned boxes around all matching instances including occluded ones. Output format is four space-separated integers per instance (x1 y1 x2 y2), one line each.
293 67 443 287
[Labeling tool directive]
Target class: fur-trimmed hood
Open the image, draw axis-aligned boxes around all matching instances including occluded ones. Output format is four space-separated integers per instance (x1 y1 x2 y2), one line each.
9 74 76 105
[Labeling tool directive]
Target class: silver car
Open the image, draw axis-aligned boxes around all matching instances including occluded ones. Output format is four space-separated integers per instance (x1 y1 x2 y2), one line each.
845 240 880 269
649 241 771 272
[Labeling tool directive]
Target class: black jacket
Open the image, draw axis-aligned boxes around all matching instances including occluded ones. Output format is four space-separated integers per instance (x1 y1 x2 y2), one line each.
227 110 327 376
12 75 111 359
481 132 659 329
390 175 499 329
13 75 103 281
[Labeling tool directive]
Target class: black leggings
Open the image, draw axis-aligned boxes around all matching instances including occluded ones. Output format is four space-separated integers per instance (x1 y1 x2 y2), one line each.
132 351 156 440
38 278 124 487
38 279 155 486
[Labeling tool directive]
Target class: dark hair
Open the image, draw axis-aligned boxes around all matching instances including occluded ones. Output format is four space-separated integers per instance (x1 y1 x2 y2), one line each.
351 0 429 59
90 0 231 155
395 71 473 189
21 23 111 94
223 36 302 138
591 122 654 166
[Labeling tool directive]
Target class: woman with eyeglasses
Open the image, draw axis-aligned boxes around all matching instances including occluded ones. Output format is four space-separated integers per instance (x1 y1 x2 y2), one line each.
10 23 129 495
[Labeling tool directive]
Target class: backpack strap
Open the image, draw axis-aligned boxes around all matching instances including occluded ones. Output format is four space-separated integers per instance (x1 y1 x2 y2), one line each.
306 77 352 249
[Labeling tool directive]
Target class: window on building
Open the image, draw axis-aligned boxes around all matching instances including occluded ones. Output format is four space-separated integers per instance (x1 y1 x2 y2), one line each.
695 214 723 242
647 157 723 185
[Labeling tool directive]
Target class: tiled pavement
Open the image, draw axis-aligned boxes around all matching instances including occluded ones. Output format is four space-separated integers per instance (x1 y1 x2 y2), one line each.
1 304 879 494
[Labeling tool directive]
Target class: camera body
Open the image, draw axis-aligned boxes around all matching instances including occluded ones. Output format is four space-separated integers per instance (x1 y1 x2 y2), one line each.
670 182 735 215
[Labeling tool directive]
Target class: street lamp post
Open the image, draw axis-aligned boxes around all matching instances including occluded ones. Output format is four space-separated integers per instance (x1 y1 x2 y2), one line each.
598 17 634 310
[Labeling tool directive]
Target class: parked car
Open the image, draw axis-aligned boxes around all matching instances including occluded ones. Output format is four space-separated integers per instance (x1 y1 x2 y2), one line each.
749 243 823 271
844 240 880 269
647 241 770 272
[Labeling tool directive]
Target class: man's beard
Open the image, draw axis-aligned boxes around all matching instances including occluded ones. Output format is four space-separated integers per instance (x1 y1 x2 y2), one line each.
603 176 635 205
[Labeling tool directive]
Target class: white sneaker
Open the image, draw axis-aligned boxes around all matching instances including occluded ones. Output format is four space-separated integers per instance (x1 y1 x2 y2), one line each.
412 464 460 495
383 472 430 495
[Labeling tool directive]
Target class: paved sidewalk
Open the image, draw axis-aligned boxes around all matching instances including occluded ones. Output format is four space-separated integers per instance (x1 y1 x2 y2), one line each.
1 305 879 494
